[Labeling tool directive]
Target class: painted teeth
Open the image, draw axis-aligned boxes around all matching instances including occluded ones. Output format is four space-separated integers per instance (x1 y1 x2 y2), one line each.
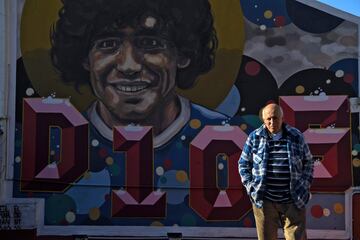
117 85 148 92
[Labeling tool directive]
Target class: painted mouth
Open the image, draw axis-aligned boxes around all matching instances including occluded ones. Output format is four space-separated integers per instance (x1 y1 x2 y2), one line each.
116 84 149 92
112 79 153 93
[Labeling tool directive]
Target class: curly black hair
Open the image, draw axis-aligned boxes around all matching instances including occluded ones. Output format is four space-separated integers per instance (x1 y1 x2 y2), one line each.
50 0 218 90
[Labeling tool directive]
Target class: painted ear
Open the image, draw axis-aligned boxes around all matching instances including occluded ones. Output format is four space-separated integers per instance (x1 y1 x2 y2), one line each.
82 59 90 71
177 56 190 69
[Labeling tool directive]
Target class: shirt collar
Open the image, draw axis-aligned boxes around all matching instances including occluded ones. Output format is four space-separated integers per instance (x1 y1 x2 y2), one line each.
87 96 191 148
259 123 290 139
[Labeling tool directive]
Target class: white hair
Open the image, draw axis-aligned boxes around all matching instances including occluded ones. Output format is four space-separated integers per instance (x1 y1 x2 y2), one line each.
261 103 283 121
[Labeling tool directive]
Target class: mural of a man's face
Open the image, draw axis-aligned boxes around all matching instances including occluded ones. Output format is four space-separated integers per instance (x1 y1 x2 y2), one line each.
84 16 188 121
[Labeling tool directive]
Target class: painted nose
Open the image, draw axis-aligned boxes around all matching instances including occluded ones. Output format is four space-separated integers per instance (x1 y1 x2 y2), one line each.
116 41 141 75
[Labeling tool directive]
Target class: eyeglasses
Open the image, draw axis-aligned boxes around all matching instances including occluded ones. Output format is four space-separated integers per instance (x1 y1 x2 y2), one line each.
92 36 174 53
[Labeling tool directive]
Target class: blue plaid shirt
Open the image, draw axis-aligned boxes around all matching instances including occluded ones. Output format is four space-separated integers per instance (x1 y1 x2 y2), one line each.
238 123 314 209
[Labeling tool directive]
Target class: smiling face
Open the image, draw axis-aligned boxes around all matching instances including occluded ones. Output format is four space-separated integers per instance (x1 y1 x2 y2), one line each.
262 104 283 134
84 16 187 123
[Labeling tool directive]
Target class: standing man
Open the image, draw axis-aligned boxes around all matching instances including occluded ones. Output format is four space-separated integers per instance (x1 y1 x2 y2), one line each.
238 103 314 240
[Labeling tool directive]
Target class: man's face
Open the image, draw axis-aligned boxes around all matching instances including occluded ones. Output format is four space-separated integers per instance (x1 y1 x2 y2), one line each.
262 104 283 134
85 17 184 121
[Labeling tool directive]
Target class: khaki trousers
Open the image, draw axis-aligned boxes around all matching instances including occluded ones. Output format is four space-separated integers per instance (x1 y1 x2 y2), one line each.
252 200 307 240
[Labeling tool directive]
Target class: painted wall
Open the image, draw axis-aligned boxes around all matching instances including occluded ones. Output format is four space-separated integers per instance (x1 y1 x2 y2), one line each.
1 0 359 238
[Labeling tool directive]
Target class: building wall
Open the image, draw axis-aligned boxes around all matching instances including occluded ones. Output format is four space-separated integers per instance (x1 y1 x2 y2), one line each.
1 0 359 239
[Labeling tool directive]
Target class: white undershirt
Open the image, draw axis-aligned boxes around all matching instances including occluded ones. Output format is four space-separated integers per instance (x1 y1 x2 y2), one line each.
271 131 283 140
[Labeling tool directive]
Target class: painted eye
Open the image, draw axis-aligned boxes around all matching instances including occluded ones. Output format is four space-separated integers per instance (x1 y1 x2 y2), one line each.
135 36 167 50
94 38 122 51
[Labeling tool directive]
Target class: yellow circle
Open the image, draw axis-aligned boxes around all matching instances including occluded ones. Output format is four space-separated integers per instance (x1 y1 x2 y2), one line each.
333 203 344 214
295 85 305 94
240 124 247 131
105 157 114 165
190 119 202 129
353 158 360 167
89 208 101 221
150 221 164 227
20 0 245 111
176 170 188 183
264 10 273 19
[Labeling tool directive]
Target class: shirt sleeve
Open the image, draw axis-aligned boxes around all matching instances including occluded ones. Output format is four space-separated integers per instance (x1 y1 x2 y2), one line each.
238 134 254 194
300 134 314 189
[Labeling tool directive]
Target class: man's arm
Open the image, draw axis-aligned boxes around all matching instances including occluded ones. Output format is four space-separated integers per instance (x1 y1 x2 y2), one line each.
300 135 314 189
238 135 254 194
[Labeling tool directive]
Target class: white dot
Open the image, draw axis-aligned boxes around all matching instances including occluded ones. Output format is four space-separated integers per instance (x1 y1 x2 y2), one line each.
26 88 35 96
323 208 331 217
319 92 326 96
314 90 319 94
254 5 258 8
144 16 157 28
91 139 99 147
326 79 331 84
156 166 164 176
15 156 21 163
218 163 224 170
335 70 344 78
180 135 186 141
352 150 358 156
65 211 76 223
241 107 246 112
260 25 267 31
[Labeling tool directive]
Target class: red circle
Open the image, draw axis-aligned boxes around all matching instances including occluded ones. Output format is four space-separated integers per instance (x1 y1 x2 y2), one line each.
98 148 108 158
163 159 172 170
311 205 323 218
243 217 253 227
245 61 261 76
275 16 285 27
343 73 354 84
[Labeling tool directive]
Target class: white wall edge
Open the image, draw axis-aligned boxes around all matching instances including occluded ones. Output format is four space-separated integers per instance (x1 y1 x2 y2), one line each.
1 0 17 204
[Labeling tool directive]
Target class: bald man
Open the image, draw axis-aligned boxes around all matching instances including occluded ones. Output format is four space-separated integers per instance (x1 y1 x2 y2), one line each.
238 103 314 240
